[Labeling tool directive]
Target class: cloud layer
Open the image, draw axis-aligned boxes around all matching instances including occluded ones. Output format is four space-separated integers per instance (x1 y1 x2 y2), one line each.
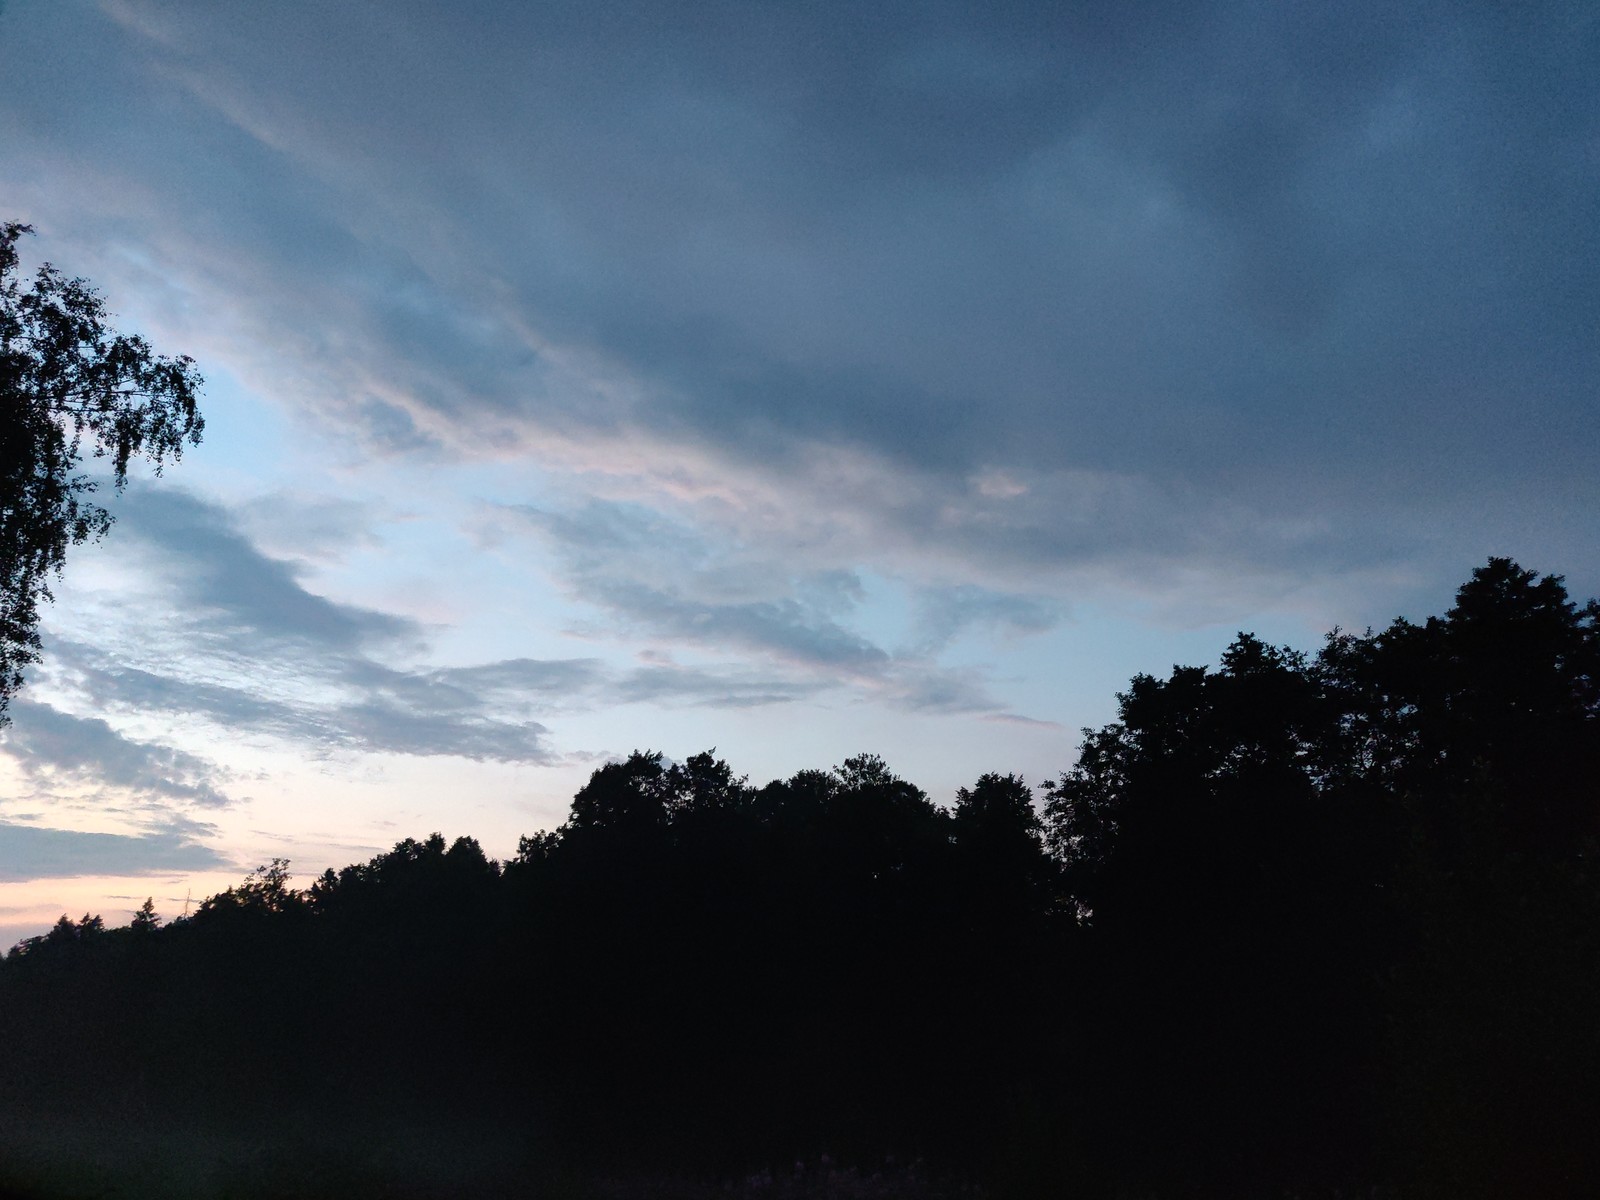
4 0 1593 603
2 699 232 808
33 485 1046 782
0 1 1595 930
0 818 229 883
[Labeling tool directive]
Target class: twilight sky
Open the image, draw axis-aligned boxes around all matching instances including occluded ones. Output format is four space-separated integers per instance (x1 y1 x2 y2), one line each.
1 0 1596 944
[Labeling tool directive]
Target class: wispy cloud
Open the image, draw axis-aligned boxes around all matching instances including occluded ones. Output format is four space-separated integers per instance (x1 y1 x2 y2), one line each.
2 699 233 808
908 584 1063 655
108 486 420 653
35 487 874 765
509 499 1048 718
0 818 230 883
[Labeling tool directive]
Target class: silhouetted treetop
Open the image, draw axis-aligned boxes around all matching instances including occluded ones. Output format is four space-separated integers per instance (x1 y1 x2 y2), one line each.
1 558 1594 1198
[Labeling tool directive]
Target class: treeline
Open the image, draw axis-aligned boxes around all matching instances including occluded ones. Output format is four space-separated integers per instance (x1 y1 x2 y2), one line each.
2 558 1598 1198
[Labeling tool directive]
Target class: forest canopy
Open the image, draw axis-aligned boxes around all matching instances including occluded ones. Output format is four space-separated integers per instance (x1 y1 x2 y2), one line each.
2 557 1597 1199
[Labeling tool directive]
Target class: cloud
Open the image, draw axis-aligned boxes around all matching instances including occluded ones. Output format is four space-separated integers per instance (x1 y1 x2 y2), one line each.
0 819 230 883
612 664 817 709
43 632 565 766
107 486 419 652
0 0 1594 771
909 585 1063 654
233 491 387 564
44 631 835 759
1 699 233 808
516 500 889 671
590 580 891 673
510 498 1043 717
31 487 862 766
27 487 553 762
4 0 1593 613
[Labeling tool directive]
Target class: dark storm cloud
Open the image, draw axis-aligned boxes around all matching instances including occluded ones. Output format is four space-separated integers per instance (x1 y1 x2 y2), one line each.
6 0 1595 597
1 699 233 808
0 818 229 883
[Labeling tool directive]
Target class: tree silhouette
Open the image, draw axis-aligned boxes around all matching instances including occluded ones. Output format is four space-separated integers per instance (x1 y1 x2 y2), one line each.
0 222 203 722
130 897 160 933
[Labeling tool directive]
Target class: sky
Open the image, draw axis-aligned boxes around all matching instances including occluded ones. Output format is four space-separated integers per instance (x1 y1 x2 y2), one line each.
1 0 1596 946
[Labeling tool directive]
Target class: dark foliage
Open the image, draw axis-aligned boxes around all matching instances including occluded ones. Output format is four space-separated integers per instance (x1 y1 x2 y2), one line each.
1 559 1596 1198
